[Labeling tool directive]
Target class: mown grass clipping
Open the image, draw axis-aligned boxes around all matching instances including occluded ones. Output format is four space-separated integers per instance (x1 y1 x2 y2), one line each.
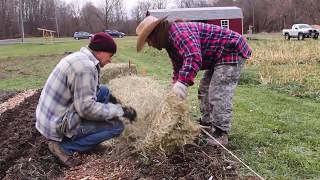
108 76 200 155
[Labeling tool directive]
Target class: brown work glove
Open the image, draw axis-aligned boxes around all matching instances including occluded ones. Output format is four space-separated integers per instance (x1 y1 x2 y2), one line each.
109 94 122 104
122 106 137 122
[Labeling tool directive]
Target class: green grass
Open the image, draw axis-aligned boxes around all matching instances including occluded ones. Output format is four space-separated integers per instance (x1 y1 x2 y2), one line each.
0 55 62 90
248 36 320 102
0 39 88 90
232 87 320 179
115 37 173 81
0 36 319 179
0 39 88 59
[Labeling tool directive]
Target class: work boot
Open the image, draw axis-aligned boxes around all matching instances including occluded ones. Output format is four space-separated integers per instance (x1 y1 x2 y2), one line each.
198 118 213 134
48 140 81 168
205 127 229 147
89 141 113 153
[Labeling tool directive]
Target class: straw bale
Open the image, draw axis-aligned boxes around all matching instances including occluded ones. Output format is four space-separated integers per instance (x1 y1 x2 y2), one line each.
108 76 200 155
100 63 137 83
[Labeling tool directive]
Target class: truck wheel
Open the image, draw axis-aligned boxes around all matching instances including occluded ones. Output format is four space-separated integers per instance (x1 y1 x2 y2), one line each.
285 33 290 40
298 33 304 40
313 34 319 40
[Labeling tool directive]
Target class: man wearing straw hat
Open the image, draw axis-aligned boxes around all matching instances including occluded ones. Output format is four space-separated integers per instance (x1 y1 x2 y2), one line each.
136 16 252 146
36 32 137 167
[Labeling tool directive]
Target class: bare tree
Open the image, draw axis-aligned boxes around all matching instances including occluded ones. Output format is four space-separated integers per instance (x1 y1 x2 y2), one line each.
55 1 77 36
80 2 104 33
97 0 127 31
114 0 126 22
0 0 19 39
101 0 116 29
69 0 83 17
176 0 217 8
2 0 320 38
131 0 152 23
175 0 201 8
152 0 168 9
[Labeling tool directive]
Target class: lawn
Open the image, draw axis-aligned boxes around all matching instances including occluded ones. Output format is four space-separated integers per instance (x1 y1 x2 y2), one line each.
0 36 319 179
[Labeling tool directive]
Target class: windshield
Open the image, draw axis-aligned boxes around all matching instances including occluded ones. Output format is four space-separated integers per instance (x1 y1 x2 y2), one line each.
299 25 311 29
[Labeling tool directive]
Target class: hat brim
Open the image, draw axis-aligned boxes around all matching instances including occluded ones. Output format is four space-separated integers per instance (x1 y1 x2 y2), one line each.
136 16 168 52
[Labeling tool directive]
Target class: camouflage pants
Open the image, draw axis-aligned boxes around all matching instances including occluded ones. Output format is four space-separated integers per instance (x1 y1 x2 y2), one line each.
198 59 245 132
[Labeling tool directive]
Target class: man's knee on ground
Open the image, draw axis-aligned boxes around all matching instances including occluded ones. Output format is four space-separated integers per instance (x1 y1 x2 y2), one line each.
113 120 124 136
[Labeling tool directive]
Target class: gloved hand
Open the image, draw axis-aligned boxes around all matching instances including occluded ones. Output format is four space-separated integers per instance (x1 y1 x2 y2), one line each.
109 94 121 104
122 106 137 122
172 81 188 100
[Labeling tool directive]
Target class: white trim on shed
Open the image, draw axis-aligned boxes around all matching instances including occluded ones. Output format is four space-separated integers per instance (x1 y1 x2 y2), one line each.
221 20 230 29
148 7 243 21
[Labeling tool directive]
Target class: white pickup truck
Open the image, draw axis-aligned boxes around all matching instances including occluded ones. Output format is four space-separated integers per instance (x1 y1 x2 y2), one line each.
282 24 319 40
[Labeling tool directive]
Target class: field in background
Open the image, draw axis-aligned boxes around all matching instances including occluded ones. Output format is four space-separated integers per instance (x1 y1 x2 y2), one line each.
0 35 319 179
249 36 320 101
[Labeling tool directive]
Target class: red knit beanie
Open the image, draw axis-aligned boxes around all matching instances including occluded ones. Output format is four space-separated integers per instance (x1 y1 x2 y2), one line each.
89 32 117 54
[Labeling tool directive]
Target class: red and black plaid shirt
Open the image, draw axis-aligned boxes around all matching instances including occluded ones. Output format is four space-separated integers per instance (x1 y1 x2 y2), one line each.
166 22 252 86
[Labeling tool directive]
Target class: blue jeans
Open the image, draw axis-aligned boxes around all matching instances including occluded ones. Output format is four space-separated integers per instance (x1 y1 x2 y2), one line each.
59 85 124 154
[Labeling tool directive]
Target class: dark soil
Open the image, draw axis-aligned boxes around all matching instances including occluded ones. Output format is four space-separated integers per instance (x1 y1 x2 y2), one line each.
65 143 239 179
0 91 18 103
0 91 240 179
0 91 64 180
142 145 239 179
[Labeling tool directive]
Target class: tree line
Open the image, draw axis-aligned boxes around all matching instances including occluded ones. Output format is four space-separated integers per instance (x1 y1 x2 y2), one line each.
1 0 319 39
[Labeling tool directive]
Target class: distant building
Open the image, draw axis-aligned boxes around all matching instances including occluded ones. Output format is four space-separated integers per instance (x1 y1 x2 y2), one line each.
147 7 244 35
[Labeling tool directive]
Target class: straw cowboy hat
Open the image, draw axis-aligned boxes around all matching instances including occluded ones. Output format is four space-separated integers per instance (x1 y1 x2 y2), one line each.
136 15 168 52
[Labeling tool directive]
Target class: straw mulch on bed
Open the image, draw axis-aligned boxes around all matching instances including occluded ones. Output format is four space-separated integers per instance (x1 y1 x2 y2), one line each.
108 76 200 156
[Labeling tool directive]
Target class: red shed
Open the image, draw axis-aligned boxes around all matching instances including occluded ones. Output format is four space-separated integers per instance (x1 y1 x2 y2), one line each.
147 7 244 35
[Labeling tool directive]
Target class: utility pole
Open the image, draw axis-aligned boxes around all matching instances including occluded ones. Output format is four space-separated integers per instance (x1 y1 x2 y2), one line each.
19 0 25 43
49 17 59 38
54 17 59 38
252 2 255 33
